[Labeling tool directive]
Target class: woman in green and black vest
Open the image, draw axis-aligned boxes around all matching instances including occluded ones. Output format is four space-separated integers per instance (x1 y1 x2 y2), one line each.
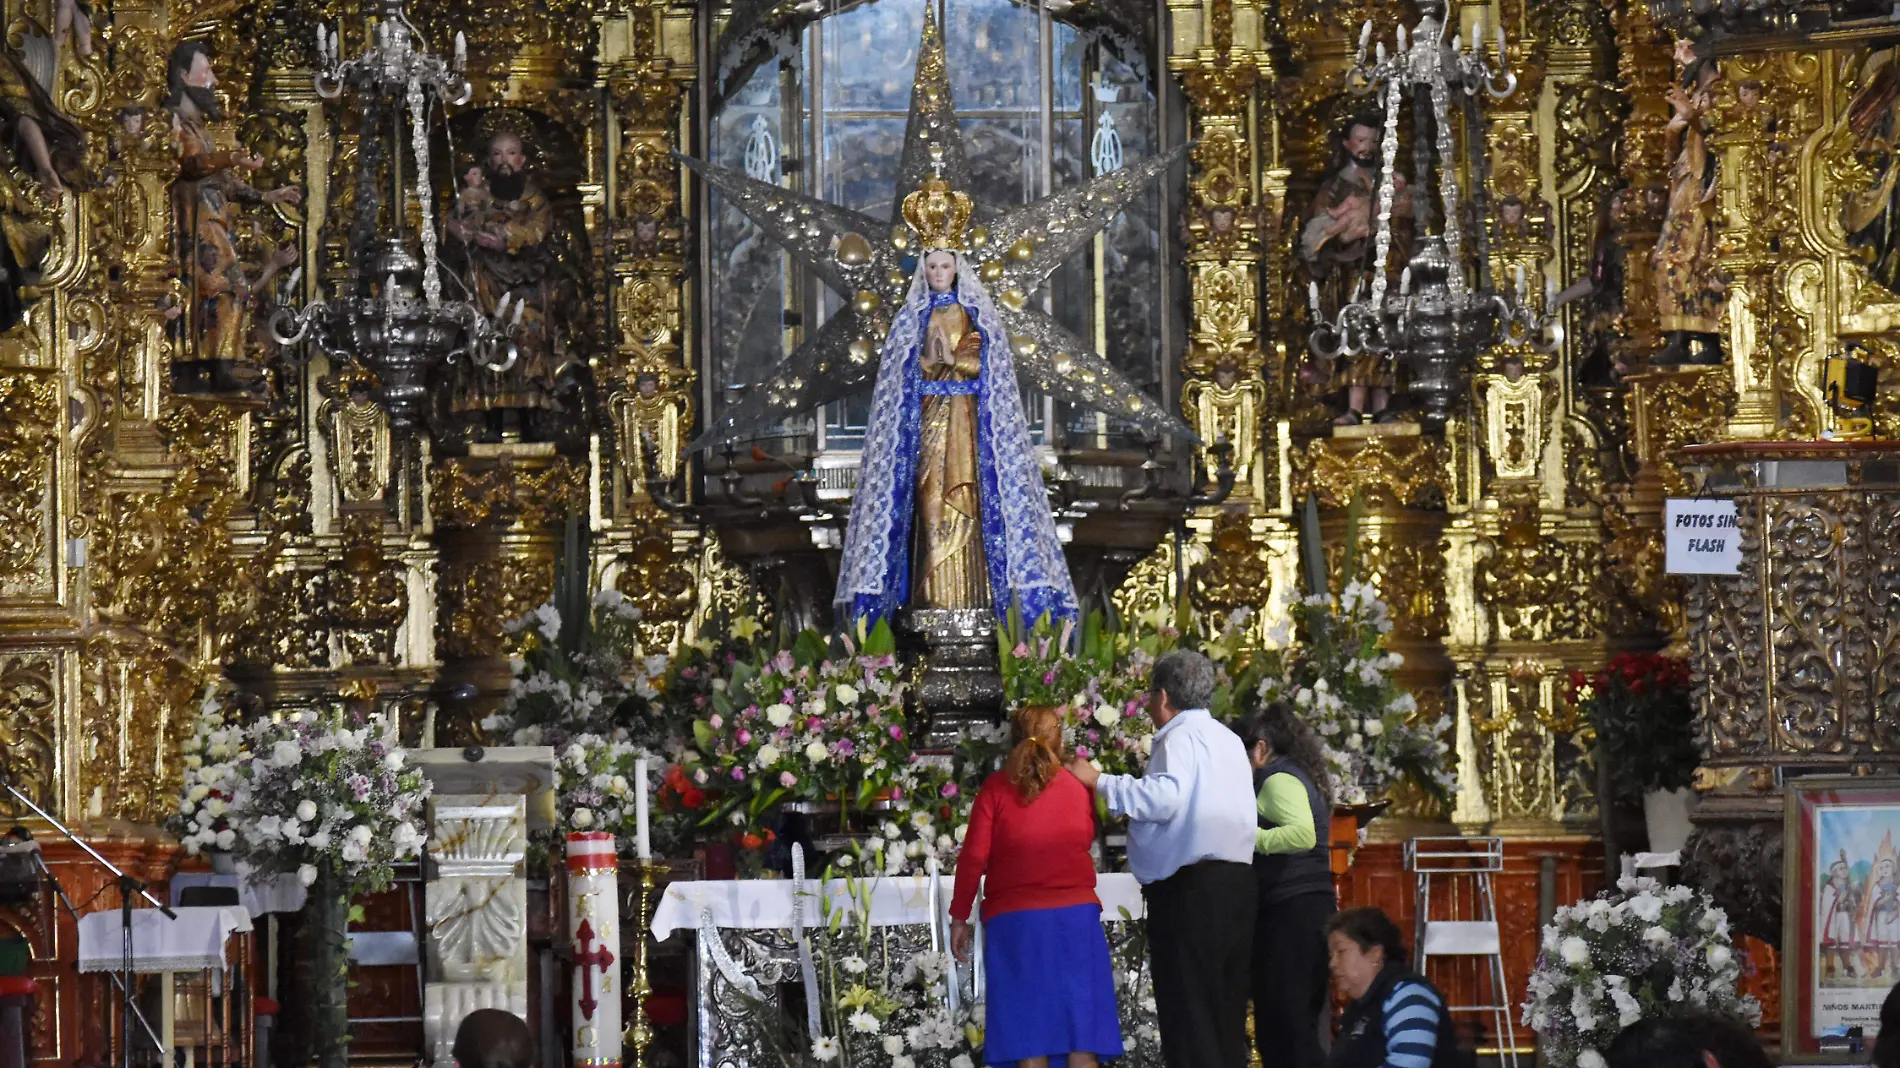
1238 703 1337 1068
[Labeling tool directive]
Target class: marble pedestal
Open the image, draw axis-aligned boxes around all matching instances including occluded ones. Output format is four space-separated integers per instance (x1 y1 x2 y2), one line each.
412 747 557 1066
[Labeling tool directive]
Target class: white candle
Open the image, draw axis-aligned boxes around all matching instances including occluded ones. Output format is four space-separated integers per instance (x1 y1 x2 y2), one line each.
634 756 651 860
454 31 466 68
1358 20 1372 58
1400 267 1412 295
284 266 302 293
1515 263 1526 297
1472 13 1484 52
1308 281 1322 316
1377 41 1386 62
1397 25 1408 52
1452 34 1461 54
315 25 325 63
1496 24 1506 55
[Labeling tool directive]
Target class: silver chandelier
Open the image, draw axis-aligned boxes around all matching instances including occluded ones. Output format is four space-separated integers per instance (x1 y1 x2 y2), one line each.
1307 0 1561 432
270 0 515 429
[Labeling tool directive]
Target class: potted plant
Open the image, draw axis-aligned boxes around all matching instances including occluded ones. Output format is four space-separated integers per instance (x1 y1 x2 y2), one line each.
1570 653 1699 855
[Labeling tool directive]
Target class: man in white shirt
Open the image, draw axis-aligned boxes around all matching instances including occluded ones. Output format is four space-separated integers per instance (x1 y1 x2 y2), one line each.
1069 648 1258 1068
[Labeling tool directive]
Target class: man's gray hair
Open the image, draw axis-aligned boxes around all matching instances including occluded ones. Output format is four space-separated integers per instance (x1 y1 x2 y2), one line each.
1151 649 1217 711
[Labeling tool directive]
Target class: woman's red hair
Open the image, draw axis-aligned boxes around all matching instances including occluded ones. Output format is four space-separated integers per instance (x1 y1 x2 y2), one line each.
1004 704 1065 803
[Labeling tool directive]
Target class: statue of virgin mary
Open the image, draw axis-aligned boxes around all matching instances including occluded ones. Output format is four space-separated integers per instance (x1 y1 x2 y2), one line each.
835 168 1078 627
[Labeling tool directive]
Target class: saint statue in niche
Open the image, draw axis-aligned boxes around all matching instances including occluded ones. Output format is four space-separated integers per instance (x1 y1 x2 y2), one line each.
1651 38 1726 367
444 126 586 444
1298 114 1412 426
165 40 302 397
1840 49 1900 297
834 156 1078 626
0 0 92 333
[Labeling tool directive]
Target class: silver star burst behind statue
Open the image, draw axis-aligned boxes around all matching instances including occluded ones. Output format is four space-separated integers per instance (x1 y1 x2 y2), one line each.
683 0 1192 451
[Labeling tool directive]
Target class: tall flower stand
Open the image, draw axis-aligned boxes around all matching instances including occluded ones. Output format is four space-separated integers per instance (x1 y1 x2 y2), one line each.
307 862 351 1068
566 833 621 1068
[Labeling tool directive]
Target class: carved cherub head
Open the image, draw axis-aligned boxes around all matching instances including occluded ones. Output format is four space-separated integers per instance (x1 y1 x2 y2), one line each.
1499 195 1526 230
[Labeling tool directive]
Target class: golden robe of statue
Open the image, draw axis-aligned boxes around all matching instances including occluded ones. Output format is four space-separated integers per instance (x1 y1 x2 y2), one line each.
1653 55 1725 338
914 301 988 610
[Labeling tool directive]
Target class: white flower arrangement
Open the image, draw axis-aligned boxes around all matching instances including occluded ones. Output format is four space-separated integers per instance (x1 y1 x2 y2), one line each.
849 762 970 877
170 690 250 855
555 732 661 840
221 705 431 895
484 598 670 757
1256 581 1455 805
1523 876 1761 1068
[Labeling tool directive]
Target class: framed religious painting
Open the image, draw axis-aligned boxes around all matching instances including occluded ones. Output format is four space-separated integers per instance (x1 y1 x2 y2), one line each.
1783 776 1900 1061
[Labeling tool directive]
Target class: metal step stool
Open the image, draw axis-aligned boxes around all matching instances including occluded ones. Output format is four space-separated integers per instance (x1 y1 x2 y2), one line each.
1406 836 1520 1068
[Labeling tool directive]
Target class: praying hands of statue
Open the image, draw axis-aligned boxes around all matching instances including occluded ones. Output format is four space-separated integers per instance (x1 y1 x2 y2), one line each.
924 328 952 371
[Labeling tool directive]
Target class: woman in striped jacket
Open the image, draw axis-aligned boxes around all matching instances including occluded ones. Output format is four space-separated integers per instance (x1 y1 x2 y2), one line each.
1323 908 1467 1068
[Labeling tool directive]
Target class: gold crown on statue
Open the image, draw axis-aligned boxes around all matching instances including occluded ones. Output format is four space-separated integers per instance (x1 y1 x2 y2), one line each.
901 144 973 250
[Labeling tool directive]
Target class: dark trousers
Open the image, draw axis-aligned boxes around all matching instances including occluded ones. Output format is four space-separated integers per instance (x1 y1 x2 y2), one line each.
1144 860 1256 1068
1252 891 1337 1068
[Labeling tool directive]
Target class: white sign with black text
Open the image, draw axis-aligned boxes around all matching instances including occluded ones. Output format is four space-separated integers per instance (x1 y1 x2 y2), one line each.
1665 498 1742 575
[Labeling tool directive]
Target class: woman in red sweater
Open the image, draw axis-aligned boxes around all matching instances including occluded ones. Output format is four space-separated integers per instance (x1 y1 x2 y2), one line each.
950 705 1124 1068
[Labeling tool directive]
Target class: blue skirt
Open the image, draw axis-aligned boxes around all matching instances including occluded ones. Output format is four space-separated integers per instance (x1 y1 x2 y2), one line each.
982 903 1125 1065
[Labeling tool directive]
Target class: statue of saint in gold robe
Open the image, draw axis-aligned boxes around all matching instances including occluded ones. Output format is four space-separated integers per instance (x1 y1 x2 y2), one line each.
914 300 988 609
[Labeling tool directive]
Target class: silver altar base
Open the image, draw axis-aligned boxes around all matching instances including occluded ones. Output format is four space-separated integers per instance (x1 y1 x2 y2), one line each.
896 608 1003 747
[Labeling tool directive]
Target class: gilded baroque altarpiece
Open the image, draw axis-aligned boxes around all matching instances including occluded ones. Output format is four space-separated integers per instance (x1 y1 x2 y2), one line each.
0 0 1887 908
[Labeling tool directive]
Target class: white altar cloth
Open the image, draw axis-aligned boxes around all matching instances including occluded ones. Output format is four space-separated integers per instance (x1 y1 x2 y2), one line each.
77 905 253 976
651 873 1144 940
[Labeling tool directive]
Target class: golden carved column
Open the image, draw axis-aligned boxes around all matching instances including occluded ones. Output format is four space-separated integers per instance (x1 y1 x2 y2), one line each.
1610 1 1673 372
1170 0 1270 499
432 454 584 742
1294 433 1456 830
1710 54 1822 440
1446 0 1617 834
596 2 704 654
1170 0 1304 640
